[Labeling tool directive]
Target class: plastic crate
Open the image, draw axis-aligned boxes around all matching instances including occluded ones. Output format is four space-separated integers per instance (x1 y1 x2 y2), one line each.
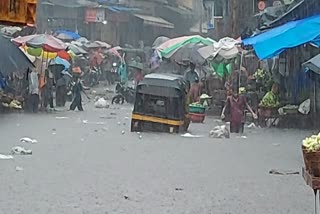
189 105 205 114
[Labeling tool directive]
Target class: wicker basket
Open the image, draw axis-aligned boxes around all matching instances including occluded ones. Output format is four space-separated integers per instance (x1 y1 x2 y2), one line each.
302 145 320 177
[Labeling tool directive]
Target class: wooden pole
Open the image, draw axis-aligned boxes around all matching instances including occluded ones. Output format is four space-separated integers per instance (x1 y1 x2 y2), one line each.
231 0 238 38
199 0 203 35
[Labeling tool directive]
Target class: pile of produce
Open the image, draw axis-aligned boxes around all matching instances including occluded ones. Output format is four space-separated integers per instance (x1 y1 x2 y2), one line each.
303 133 320 152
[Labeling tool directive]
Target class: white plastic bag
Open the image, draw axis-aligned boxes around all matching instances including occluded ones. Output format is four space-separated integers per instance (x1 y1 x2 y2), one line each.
94 98 109 108
298 99 310 115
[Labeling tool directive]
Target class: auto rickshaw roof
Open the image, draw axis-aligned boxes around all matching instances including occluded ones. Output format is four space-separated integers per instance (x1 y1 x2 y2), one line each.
138 73 185 90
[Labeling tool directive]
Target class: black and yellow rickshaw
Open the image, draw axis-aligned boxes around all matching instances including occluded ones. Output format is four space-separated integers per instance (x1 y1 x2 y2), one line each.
131 73 189 133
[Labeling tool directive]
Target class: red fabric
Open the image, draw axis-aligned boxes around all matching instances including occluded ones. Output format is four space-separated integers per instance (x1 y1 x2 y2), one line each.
188 83 201 103
89 51 103 67
226 95 247 124
134 70 143 82
57 50 71 60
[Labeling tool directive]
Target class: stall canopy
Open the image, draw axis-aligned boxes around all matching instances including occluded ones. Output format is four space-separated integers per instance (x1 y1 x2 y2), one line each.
302 54 320 74
134 14 174 29
242 15 320 59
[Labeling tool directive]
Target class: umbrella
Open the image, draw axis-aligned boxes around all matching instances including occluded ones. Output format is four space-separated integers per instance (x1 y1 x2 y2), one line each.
0 36 34 76
55 30 81 40
128 61 143 70
49 57 70 71
77 37 89 44
12 25 37 38
303 54 320 74
13 34 66 52
24 46 71 60
197 37 239 60
94 41 111 48
156 35 213 58
167 42 207 65
152 36 170 49
19 47 36 63
84 41 111 49
106 46 122 58
66 43 87 55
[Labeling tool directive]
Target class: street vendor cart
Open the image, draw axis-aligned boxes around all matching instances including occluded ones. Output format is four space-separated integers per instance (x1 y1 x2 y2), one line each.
131 73 189 133
302 134 320 213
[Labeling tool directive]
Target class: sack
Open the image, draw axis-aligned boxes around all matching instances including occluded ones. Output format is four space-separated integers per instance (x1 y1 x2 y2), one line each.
94 98 109 108
298 99 310 115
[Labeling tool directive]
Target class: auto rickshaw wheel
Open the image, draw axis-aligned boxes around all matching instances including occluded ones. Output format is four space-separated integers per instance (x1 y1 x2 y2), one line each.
131 120 142 132
112 95 125 105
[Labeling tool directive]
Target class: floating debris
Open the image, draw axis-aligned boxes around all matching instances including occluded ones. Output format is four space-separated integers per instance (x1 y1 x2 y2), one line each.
11 146 32 155
15 166 24 171
20 137 38 144
0 154 14 160
269 169 299 175
55 117 69 119
181 133 203 138
247 123 258 129
209 125 230 139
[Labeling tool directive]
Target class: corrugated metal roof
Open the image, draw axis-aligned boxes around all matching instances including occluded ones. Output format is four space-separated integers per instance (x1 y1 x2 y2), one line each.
134 14 174 29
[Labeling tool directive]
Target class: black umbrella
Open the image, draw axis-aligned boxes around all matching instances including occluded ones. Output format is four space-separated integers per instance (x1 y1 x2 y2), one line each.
0 36 34 76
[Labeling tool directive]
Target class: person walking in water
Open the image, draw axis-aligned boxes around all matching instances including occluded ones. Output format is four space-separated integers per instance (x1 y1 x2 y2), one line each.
69 77 89 111
221 86 257 134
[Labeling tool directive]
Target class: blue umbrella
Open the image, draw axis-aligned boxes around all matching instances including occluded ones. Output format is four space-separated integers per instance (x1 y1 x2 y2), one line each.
56 30 81 40
49 56 70 71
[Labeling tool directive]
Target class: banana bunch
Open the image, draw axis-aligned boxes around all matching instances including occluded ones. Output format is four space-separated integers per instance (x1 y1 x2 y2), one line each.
303 133 320 152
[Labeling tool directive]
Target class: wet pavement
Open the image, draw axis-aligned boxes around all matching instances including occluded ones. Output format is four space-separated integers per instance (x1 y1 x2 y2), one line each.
0 98 316 214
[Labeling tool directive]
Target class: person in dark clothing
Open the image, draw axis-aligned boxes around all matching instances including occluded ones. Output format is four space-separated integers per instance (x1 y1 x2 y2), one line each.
56 75 68 107
43 69 54 110
69 78 89 111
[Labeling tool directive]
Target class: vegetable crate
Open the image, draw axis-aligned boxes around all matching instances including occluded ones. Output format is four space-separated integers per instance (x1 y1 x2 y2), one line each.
302 145 320 177
189 105 206 114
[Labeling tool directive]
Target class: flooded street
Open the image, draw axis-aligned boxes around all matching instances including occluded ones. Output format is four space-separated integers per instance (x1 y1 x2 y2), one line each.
0 102 314 214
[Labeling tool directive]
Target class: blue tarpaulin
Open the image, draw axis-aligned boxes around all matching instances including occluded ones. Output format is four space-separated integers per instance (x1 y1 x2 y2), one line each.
242 15 320 59
55 30 81 40
105 6 140 13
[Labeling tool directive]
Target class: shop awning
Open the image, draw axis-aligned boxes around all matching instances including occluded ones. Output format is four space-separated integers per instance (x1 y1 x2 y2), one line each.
303 54 320 74
134 14 174 29
242 15 320 59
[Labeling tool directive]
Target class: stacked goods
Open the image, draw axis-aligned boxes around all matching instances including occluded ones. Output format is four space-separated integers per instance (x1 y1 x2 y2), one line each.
302 133 320 176
189 103 205 123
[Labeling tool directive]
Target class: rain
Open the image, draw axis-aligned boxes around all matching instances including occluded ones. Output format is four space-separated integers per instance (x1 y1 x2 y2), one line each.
0 0 320 213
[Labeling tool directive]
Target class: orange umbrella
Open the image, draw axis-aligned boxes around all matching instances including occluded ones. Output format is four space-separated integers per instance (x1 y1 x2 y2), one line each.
57 50 71 60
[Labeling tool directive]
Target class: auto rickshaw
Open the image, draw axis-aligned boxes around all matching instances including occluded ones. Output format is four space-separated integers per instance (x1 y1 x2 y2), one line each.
131 73 189 133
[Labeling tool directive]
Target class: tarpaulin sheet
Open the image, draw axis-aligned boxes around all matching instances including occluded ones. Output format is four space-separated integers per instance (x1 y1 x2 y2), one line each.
242 15 320 59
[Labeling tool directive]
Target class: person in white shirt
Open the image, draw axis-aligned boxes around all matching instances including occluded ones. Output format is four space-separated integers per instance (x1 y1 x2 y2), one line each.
28 68 39 113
